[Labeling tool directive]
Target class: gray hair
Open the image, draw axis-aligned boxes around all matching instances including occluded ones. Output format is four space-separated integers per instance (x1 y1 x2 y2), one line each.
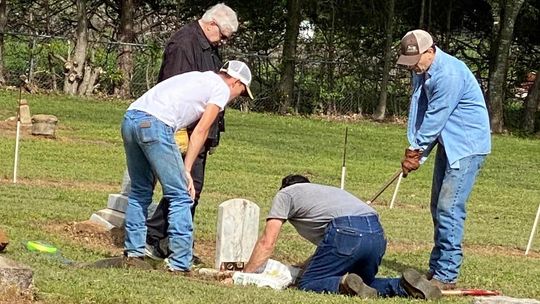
200 3 239 34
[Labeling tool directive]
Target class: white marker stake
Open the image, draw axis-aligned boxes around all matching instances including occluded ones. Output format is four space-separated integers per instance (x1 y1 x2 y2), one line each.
340 127 348 190
525 202 540 255
389 172 403 209
13 118 20 183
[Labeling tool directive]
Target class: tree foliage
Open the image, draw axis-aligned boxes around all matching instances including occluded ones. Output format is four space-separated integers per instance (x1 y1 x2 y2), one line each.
0 0 538 132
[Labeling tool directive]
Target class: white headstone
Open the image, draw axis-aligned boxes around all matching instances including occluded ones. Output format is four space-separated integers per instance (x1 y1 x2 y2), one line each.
215 198 260 270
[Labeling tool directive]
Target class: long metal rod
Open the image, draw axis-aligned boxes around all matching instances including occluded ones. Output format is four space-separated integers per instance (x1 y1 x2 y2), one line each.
367 169 402 204
525 202 540 255
340 127 348 190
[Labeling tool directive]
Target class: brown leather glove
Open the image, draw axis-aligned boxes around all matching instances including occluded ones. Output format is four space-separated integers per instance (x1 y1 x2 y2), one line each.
401 148 422 177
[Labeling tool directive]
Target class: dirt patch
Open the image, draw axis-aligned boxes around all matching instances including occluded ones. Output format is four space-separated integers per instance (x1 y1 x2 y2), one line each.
0 285 38 304
193 238 217 266
45 222 218 266
46 221 124 256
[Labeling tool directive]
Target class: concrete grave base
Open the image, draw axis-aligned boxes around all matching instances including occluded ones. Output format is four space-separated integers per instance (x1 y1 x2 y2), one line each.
0 256 33 295
90 193 157 230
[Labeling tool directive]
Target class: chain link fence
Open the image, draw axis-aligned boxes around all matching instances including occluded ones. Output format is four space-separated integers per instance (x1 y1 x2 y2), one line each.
1 32 411 117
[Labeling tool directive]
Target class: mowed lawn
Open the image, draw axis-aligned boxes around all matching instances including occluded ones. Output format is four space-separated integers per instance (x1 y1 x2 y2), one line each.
0 89 539 303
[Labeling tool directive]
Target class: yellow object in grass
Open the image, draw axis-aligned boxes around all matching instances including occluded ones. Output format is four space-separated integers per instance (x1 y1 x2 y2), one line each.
26 241 58 254
175 128 189 154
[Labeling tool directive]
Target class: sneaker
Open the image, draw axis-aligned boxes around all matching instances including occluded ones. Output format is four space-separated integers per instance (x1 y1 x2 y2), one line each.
430 278 457 290
400 269 442 300
339 273 378 298
145 242 166 260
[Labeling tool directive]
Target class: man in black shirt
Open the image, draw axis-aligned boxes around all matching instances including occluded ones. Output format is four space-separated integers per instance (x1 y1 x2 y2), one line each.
144 3 239 264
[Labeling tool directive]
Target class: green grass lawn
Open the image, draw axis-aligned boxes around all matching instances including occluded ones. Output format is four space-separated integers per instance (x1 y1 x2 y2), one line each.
0 89 539 303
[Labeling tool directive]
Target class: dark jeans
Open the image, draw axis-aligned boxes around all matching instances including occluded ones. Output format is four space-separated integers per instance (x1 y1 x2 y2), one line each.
146 145 208 245
299 215 407 297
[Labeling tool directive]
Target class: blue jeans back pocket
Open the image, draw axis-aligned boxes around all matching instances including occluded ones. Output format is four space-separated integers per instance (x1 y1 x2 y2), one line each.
334 227 361 256
138 120 158 144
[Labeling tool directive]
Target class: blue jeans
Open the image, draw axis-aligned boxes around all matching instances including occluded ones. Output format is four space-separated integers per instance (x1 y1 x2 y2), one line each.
429 144 486 283
299 215 407 297
121 110 193 271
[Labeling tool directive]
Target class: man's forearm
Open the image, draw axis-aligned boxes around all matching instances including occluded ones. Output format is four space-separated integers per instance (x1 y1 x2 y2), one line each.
184 128 209 172
243 241 274 273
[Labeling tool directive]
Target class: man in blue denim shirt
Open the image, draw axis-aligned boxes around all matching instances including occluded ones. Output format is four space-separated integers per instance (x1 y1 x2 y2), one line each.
396 29 491 289
243 175 442 299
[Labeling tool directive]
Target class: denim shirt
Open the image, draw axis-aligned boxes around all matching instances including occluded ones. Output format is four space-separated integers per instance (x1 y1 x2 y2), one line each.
407 47 491 169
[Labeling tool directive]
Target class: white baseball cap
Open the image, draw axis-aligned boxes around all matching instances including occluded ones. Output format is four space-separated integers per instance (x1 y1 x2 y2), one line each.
220 60 254 99
397 29 434 66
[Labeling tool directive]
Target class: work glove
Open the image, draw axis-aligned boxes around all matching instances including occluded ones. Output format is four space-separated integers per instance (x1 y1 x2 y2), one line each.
401 148 422 177
174 128 189 155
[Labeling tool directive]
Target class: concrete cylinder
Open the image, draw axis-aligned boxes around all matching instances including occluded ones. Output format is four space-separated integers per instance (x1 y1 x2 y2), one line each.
31 114 58 137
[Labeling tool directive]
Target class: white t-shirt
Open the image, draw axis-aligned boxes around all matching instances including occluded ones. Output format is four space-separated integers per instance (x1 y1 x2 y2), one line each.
128 71 230 130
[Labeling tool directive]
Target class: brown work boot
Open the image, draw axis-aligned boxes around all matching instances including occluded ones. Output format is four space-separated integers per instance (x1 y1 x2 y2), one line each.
339 273 378 298
430 278 457 290
400 269 442 300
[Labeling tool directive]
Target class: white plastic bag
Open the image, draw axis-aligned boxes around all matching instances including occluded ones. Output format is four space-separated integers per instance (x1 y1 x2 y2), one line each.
232 259 301 290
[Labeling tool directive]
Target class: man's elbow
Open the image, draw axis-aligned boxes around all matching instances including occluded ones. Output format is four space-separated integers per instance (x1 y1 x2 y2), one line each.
259 236 277 251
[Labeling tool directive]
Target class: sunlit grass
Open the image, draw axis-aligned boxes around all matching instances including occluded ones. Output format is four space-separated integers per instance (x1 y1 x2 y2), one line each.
0 89 539 303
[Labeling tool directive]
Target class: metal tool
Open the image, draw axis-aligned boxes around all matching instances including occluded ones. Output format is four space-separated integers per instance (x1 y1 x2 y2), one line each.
441 289 501 296
366 169 402 204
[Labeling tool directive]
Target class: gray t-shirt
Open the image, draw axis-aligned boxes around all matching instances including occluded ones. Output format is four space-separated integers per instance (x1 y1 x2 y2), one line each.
267 183 377 245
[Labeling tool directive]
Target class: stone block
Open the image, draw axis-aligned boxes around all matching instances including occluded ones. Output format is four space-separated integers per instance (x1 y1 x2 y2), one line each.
18 99 32 126
215 198 260 270
0 256 33 293
107 194 128 213
89 213 116 230
31 114 58 137
95 209 125 228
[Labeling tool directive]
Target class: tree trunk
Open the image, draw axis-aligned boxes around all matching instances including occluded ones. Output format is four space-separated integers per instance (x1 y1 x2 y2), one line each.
115 0 135 98
373 0 395 121
0 0 6 85
443 0 452 49
64 0 88 95
419 0 425 28
86 67 103 95
523 73 539 133
47 52 58 91
78 65 92 95
277 0 302 114
326 1 336 115
487 0 525 133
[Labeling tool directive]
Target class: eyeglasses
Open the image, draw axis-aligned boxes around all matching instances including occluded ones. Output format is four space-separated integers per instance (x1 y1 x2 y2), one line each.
213 20 230 42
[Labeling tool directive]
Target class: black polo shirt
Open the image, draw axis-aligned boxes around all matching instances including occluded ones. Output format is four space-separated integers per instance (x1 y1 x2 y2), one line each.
157 21 224 146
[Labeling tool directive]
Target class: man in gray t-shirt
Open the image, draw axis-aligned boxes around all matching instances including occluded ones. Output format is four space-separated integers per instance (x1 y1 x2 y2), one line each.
243 175 441 300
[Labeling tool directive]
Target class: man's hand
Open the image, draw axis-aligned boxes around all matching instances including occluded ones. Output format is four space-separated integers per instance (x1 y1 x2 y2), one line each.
401 148 422 177
184 170 195 199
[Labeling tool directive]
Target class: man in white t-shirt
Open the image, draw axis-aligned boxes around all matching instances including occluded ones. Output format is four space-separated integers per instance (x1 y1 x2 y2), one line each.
121 60 253 273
